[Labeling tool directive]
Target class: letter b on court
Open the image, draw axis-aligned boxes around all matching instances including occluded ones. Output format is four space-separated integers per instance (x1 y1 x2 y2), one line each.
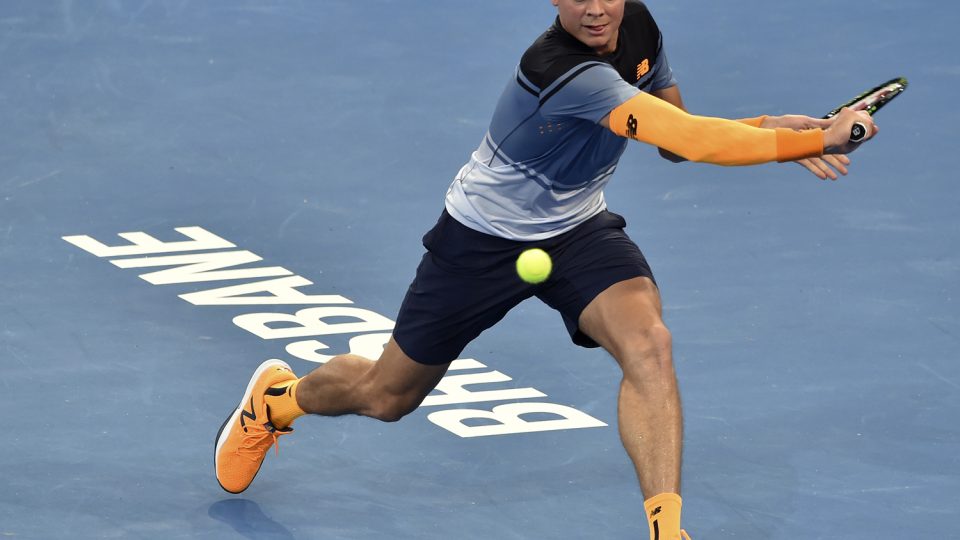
427 402 606 438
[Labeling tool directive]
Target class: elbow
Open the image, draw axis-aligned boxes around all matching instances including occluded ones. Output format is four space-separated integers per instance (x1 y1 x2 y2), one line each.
658 147 687 163
668 146 743 166
667 146 711 163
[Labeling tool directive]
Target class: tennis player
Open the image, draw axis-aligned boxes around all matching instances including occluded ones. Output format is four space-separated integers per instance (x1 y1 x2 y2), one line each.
215 1 875 538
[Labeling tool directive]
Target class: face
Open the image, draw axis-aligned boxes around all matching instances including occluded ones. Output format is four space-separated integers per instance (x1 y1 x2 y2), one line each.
552 0 625 55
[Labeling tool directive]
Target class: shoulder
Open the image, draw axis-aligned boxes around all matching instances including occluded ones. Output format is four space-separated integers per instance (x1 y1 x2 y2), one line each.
519 21 605 92
621 0 662 48
608 0 666 85
624 0 655 22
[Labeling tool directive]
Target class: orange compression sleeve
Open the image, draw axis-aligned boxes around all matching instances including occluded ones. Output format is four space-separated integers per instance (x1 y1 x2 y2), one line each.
608 93 823 165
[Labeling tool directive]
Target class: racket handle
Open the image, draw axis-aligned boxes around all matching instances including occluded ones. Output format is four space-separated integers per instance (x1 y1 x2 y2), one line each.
850 122 868 143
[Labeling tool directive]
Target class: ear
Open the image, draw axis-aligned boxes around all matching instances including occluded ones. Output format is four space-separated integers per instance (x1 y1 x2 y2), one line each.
551 0 560 7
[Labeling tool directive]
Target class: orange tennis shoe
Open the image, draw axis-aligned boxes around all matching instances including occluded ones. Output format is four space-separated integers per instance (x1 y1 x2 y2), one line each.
215 359 298 493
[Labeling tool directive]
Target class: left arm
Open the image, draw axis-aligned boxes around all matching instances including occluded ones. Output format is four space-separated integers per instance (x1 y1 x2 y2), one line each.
649 85 852 180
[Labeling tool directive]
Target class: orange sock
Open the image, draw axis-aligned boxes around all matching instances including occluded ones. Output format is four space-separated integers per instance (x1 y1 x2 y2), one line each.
644 492 683 540
264 378 305 429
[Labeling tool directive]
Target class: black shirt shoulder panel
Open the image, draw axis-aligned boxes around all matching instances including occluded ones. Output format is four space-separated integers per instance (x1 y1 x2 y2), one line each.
519 22 599 93
607 1 663 85
519 0 664 92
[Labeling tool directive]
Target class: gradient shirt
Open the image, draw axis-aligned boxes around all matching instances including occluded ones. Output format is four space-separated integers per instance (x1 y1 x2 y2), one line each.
445 0 676 240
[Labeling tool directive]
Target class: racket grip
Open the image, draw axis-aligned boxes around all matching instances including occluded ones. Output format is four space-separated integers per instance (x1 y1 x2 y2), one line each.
850 122 868 143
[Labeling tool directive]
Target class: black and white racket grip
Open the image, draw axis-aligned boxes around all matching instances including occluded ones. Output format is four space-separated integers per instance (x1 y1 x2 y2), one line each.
850 122 868 143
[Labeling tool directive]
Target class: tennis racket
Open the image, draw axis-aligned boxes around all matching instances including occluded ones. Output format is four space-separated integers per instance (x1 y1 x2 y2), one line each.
824 76 908 143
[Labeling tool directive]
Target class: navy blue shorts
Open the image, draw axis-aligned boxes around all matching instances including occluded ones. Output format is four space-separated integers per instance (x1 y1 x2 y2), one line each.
393 209 655 365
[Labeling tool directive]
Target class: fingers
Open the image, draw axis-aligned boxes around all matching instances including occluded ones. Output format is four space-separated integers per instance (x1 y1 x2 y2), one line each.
845 107 878 141
822 154 850 176
807 117 834 129
834 154 852 165
773 115 833 130
824 108 879 153
795 154 852 181
797 158 832 180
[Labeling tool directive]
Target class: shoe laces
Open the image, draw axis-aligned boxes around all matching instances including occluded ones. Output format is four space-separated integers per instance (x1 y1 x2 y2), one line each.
680 529 691 540
235 422 288 462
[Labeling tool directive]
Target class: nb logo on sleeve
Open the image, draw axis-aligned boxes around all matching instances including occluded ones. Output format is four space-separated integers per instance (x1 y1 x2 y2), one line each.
626 114 638 138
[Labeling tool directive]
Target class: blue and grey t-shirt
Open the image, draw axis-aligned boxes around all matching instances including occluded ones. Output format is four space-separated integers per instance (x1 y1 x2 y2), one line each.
445 0 676 240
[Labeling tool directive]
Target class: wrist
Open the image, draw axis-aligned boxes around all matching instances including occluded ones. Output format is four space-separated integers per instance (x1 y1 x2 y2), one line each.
822 125 843 153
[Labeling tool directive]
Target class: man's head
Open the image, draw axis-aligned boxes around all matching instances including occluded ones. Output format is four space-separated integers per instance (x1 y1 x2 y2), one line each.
552 0 626 55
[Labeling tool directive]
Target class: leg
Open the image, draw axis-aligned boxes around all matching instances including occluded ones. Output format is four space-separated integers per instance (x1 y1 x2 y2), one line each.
295 337 450 422
215 339 447 493
217 210 534 494
292 210 536 422
578 276 682 498
285 210 536 424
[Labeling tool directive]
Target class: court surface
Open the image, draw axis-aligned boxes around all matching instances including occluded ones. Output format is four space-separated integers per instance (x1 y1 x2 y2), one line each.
2 1 959 538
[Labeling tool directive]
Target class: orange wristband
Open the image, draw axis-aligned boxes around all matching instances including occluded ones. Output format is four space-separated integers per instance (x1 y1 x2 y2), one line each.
775 128 824 162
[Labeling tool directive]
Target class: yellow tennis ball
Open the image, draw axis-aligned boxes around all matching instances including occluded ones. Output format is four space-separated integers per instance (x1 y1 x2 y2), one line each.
516 248 552 284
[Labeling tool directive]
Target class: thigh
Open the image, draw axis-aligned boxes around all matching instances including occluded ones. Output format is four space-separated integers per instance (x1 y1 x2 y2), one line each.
535 210 656 348
365 337 452 402
577 276 665 360
393 211 535 365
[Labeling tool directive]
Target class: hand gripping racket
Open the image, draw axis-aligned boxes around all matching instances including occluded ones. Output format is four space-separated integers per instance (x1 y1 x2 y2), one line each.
824 77 908 143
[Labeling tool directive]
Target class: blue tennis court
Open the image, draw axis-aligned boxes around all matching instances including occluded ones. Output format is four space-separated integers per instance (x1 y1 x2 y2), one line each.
2 1 958 538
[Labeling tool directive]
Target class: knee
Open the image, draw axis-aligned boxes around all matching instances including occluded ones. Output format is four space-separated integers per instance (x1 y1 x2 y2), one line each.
646 323 673 354
615 323 674 378
366 393 421 423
